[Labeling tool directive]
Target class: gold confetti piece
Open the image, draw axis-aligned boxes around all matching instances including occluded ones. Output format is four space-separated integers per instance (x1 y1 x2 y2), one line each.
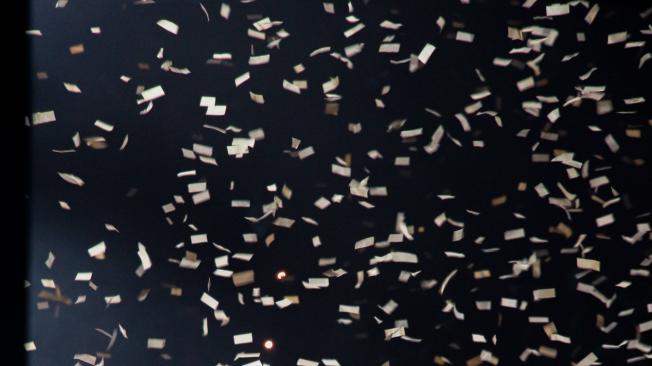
147 338 166 349
24 341 36 351
94 120 113 132
73 354 96 365
232 270 255 287
491 195 507 206
248 54 270 65
546 4 570 16
533 288 556 301
577 258 601 271
32 111 56 125
417 43 435 64
157 19 178 34
69 44 84 55
249 91 265 104
343 22 365 38
233 333 253 345
200 292 219 310
220 2 230 19
63 82 82 93
139 85 165 103
88 241 106 257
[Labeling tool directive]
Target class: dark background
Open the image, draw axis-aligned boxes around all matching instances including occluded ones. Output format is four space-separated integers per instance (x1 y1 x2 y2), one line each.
10 0 652 365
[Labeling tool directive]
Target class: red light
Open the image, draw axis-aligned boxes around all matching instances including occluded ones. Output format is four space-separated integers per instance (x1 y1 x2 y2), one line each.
276 270 287 281
263 339 274 350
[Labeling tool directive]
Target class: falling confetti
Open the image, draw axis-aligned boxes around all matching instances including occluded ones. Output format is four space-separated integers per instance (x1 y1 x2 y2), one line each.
22 1 652 366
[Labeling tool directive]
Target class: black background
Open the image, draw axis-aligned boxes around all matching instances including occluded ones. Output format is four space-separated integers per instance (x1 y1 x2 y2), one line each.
10 0 652 365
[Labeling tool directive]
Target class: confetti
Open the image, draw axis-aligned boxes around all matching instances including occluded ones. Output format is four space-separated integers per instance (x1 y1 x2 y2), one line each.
157 19 178 35
233 333 253 345
24 2 652 365
417 43 436 64
32 111 56 125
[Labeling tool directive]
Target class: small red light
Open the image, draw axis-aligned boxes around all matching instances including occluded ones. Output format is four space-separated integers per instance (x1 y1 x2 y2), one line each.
276 270 287 281
263 339 274 350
